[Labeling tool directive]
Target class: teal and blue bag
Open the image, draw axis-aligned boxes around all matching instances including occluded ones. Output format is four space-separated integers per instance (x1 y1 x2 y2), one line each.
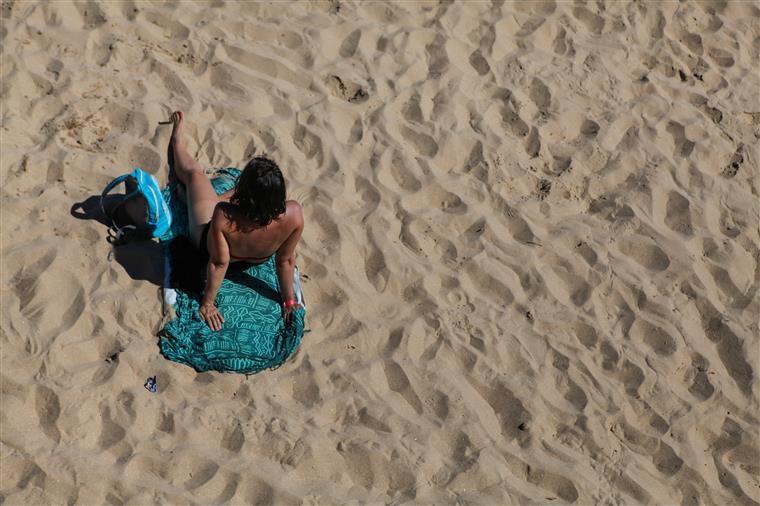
100 168 172 243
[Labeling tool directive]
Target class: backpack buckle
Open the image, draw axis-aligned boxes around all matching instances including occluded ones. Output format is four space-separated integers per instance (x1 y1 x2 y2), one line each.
107 225 137 245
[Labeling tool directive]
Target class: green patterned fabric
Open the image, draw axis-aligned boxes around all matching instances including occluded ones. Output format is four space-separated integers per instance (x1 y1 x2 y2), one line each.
158 168 305 374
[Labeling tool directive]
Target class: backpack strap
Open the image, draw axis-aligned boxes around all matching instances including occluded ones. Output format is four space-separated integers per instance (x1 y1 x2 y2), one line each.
100 174 129 214
100 174 136 238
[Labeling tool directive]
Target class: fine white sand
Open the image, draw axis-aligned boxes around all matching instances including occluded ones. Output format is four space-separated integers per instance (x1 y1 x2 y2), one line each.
2 1 759 504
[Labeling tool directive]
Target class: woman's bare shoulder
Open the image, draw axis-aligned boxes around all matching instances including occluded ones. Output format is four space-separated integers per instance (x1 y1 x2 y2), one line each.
285 200 303 220
213 201 236 226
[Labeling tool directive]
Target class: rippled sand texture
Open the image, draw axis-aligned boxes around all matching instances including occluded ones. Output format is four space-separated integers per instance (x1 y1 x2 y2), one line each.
2 1 759 504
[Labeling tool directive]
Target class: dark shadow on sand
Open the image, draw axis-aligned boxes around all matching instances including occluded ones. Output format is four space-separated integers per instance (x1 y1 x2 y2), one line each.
166 238 280 304
71 194 165 287
70 194 123 228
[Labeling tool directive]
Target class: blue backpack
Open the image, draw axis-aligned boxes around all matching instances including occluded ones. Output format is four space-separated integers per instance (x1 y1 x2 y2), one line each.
100 168 172 243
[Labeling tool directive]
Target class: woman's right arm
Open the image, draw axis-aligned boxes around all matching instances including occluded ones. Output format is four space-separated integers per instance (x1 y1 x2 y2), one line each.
275 204 304 322
200 206 230 331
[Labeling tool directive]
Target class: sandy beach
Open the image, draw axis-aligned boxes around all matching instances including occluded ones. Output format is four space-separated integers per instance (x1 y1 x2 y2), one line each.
1 0 759 503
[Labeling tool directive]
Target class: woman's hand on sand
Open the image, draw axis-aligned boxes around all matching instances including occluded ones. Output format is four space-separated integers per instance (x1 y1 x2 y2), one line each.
282 302 302 326
199 302 224 331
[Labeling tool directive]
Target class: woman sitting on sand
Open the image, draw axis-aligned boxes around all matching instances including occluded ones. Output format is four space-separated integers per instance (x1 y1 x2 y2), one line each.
168 110 303 331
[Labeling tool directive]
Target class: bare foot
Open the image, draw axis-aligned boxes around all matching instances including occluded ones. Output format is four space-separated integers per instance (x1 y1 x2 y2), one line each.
169 111 185 133
168 110 186 187
170 110 185 145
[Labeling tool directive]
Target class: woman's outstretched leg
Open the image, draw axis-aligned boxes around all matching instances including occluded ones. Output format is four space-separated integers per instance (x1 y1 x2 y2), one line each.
170 111 219 249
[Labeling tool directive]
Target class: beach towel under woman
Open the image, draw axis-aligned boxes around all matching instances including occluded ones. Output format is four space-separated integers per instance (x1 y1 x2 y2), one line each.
158 168 305 374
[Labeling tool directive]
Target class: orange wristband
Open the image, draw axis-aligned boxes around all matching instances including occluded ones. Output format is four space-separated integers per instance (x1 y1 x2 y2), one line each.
283 299 297 308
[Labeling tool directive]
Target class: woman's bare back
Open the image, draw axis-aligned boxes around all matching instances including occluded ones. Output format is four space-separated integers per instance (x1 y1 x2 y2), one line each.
214 200 302 263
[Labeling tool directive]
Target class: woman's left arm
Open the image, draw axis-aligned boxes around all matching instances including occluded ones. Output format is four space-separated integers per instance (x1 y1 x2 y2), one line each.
200 206 230 331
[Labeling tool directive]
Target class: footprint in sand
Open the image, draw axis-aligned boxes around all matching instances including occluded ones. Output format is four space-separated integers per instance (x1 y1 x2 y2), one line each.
679 31 703 56
600 340 620 370
617 235 670 271
665 121 695 158
684 352 715 401
428 390 450 420
529 77 551 112
400 125 438 158
501 106 530 137
469 49 490 76
629 318 677 356
292 359 321 408
664 191 694 235
526 463 579 503
221 423 245 452
336 441 375 490
516 15 547 38
571 5 604 36
73 1 107 29
293 123 324 166
358 406 391 433
574 240 598 267
402 93 424 124
384 360 423 414
681 281 754 396
707 264 751 309
143 10 190 39
129 145 162 172
552 352 588 411
97 406 126 450
179 459 220 491
525 126 540 158
364 239 388 292
425 34 449 78
707 46 735 68
471 378 531 444
580 118 600 138
647 8 666 39
709 418 755 505
552 27 574 56
620 359 645 396
13 250 57 316
157 411 175 434
339 28 361 58
572 321 598 349
35 385 61 444
375 149 422 192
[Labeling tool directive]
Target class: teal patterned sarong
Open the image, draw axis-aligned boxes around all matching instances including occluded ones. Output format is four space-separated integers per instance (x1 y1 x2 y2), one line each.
158 168 305 374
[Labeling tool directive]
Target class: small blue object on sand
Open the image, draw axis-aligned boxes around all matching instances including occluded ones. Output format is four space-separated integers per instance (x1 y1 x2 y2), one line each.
144 376 157 392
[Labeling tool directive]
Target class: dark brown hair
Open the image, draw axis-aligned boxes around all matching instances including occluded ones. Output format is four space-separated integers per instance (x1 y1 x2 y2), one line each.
230 156 286 227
